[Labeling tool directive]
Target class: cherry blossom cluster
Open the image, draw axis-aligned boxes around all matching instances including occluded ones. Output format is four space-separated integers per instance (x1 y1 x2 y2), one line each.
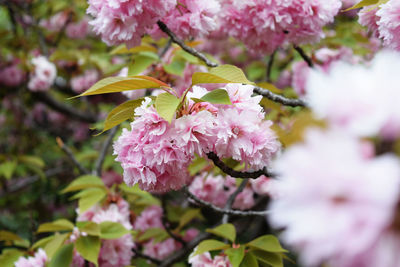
133 205 199 260
114 84 280 192
150 0 221 40
288 46 359 96
189 251 232 266
76 198 135 267
189 173 272 210
27 56 57 92
219 0 342 54
70 69 100 94
269 50 400 267
87 0 177 48
359 0 400 50
0 59 25 88
14 248 47 267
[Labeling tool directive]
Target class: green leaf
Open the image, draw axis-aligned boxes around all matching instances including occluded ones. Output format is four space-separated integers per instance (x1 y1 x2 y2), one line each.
206 224 236 243
155 93 181 123
61 175 105 193
137 228 169 242
99 221 130 239
0 230 23 243
18 155 45 169
343 0 378 10
225 246 245 267
77 188 107 213
200 89 232 105
76 221 100 236
247 235 287 253
75 235 101 266
0 249 24 267
252 250 283 267
175 50 199 64
0 161 16 180
163 59 186 76
101 97 149 133
37 219 74 233
128 52 159 76
48 243 74 267
110 44 157 55
32 235 56 250
44 233 69 259
191 239 230 257
192 64 254 85
73 75 169 98
176 209 203 232
240 252 259 267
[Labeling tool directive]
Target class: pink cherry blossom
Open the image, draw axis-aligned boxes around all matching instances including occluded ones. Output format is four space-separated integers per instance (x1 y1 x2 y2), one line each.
99 234 134 267
269 128 400 266
188 173 228 208
214 108 280 170
250 176 272 196
143 238 181 260
28 56 57 92
151 0 221 40
376 0 400 50
189 251 232 267
87 0 177 48
114 98 191 192
70 69 100 93
306 50 400 138
0 63 25 87
220 0 342 54
133 205 163 231
15 249 47 267
66 17 91 39
358 6 380 37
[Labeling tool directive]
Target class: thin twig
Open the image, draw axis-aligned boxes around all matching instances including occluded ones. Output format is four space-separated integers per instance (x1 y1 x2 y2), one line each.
159 38 172 58
157 20 218 67
184 187 270 217
93 126 119 177
293 45 314 68
0 168 65 198
161 195 187 246
266 51 276 82
132 247 162 265
253 86 307 107
222 179 248 224
56 137 90 175
33 92 97 123
207 152 274 179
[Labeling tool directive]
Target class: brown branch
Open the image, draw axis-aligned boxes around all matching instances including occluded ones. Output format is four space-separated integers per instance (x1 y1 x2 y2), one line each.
157 21 218 67
93 126 119 177
206 152 274 179
293 45 314 68
33 92 97 123
266 51 276 82
56 137 90 175
184 187 269 217
253 86 307 107
222 179 248 224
